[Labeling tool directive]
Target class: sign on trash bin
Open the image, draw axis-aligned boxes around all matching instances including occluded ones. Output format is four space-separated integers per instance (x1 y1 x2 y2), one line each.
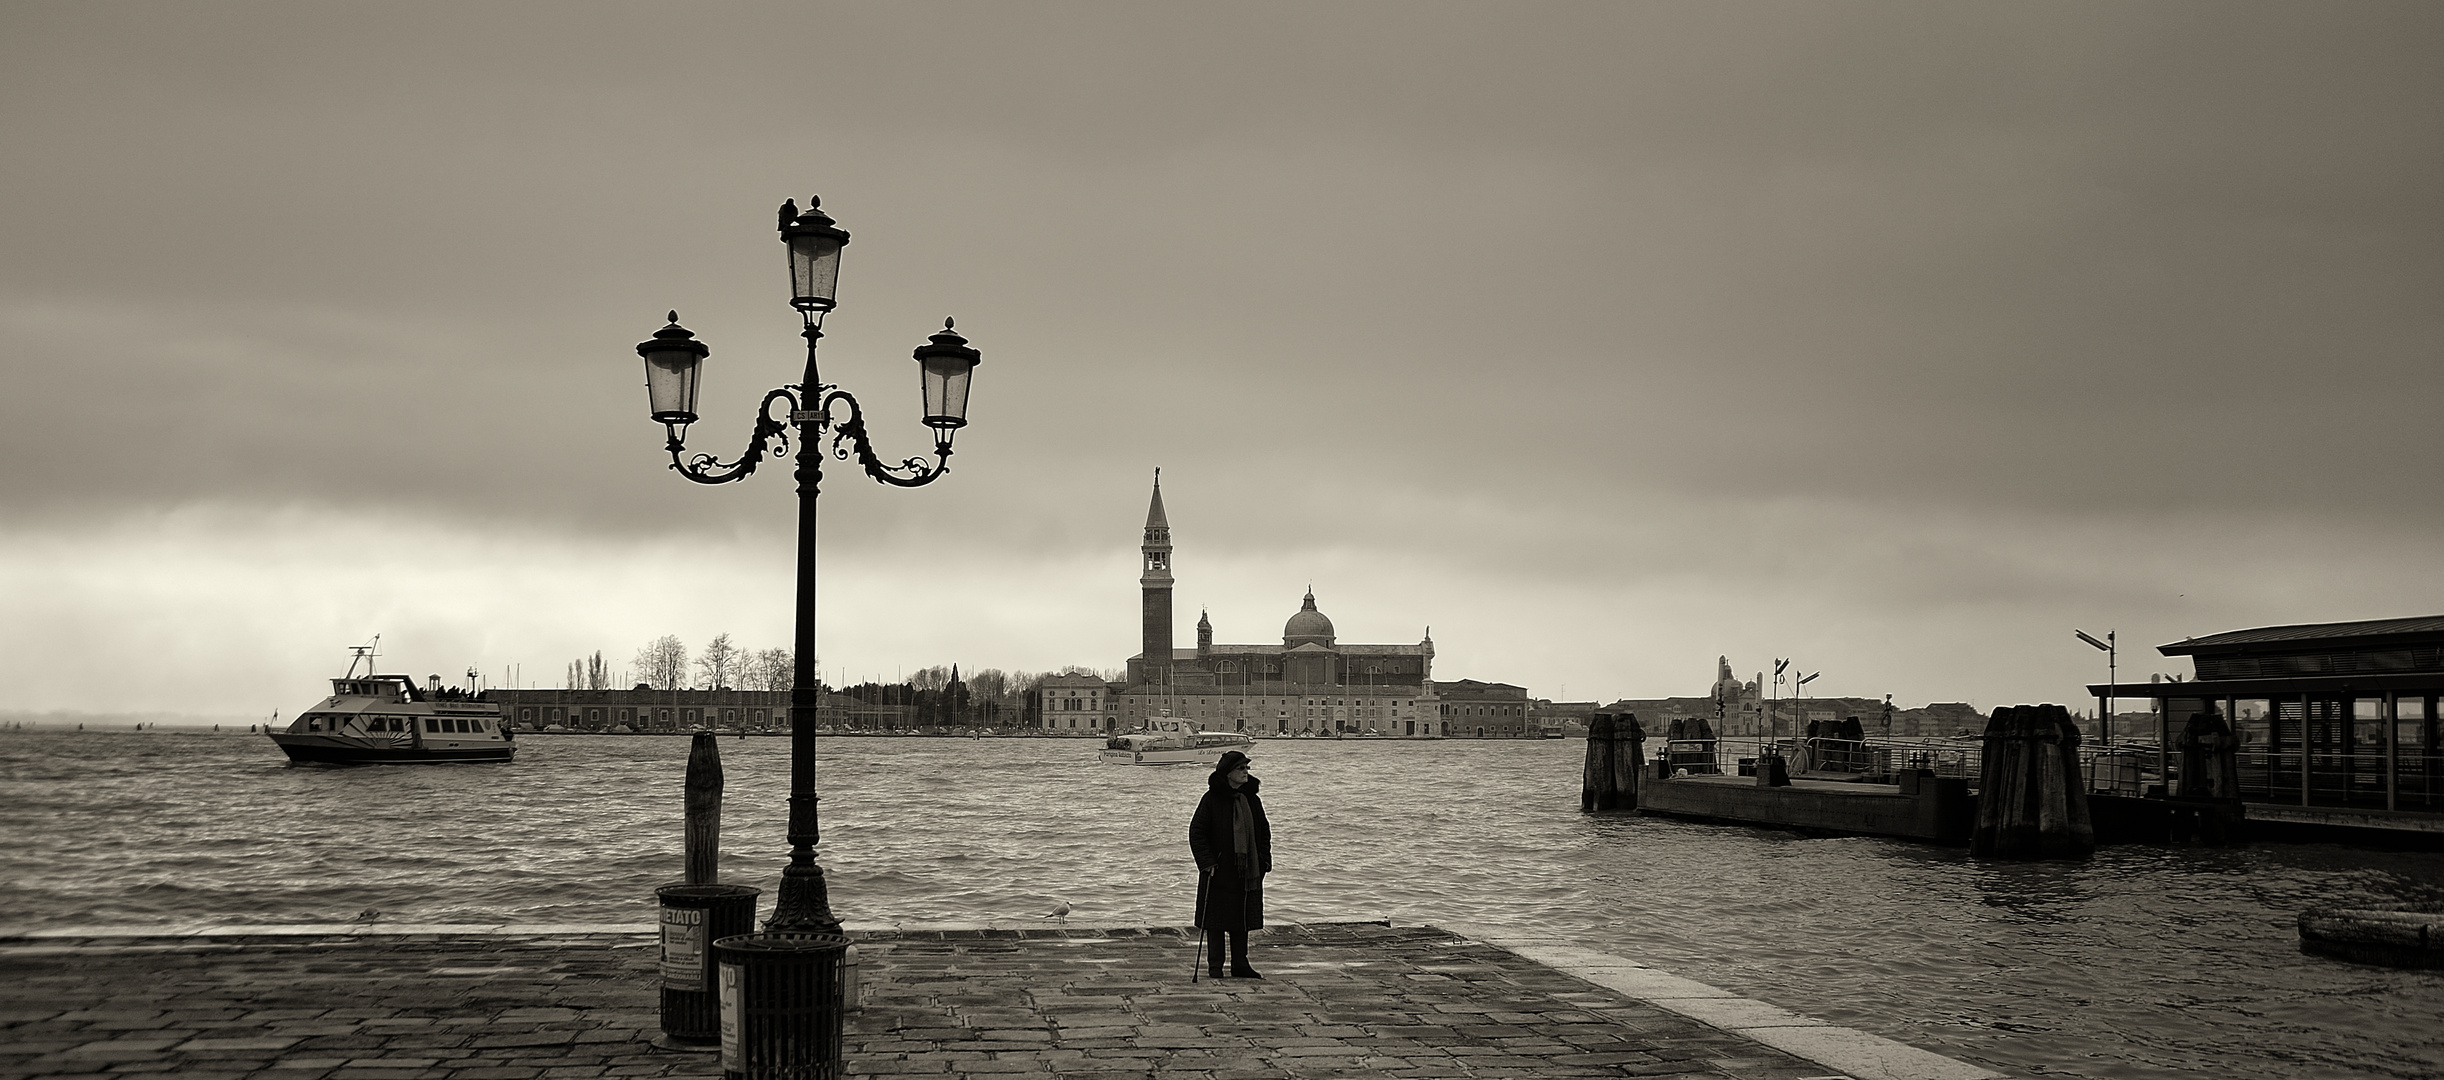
718 959 743 1074
661 905 707 987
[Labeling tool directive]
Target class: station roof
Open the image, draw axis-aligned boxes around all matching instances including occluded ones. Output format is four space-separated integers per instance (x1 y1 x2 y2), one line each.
2159 615 2444 656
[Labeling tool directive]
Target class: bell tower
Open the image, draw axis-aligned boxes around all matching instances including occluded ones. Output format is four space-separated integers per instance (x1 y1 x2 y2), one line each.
1140 470 1173 689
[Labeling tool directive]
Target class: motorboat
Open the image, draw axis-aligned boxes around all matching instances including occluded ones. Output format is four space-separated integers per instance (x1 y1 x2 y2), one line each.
267 643 513 765
1099 717 1255 765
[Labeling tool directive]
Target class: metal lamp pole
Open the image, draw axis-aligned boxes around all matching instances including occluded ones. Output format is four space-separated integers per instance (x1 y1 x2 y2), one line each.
636 195 983 933
2076 629 2115 746
1769 658 1788 750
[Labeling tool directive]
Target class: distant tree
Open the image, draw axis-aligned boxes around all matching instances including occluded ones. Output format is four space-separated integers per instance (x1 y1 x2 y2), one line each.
587 651 610 690
697 633 741 689
633 635 688 690
746 647 794 692
966 668 1010 705
566 659 583 690
909 665 952 693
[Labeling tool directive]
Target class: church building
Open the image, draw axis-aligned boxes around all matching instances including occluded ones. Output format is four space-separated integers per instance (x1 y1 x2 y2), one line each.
1117 475 1446 736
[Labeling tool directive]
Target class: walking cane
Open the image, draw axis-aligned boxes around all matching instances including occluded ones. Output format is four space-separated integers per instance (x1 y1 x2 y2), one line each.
1192 867 1211 983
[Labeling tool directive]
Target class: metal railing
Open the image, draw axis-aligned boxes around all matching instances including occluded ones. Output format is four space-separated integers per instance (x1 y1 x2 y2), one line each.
1660 735 1985 782
1655 734 2172 797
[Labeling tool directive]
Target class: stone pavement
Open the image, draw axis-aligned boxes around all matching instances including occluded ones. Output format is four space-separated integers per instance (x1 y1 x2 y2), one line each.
0 922 2004 1080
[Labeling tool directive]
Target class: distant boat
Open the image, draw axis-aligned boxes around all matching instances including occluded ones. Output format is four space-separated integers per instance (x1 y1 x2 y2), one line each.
267 642 513 765
1099 717 1254 766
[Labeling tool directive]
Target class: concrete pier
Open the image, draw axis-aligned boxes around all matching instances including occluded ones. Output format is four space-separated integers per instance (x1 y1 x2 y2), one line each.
0 921 2004 1080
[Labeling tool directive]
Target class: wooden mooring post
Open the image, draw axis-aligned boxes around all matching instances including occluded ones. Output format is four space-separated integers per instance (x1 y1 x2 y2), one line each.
1971 703 2094 859
2168 708 2246 844
1582 714 1615 812
1612 713 1645 804
1582 712 1646 811
684 730 722 883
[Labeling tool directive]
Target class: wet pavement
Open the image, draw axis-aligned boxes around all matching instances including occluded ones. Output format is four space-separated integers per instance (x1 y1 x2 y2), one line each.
0 922 2003 1080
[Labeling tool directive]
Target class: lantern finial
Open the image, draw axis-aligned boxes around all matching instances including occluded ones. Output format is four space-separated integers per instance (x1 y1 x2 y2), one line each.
668 310 679 324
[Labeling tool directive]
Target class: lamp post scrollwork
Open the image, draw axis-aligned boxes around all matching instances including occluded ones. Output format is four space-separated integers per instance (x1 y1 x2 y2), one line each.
634 196 982 934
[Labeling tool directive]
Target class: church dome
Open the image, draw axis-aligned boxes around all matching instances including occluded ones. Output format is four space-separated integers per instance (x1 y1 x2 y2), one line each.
1283 589 1335 647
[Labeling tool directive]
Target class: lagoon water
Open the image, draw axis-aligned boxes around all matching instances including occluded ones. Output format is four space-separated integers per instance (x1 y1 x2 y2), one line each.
3 729 2441 1079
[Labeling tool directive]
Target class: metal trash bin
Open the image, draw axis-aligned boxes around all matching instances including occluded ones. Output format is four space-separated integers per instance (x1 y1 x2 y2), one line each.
714 931 851 1080
656 884 761 1043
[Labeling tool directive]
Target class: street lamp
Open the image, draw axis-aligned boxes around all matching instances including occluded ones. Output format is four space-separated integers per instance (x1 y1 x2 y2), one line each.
2076 629 2115 745
635 195 983 933
1768 658 1790 747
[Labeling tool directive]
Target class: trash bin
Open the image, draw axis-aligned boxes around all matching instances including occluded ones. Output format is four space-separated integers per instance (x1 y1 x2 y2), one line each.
656 883 760 1044
714 931 851 1080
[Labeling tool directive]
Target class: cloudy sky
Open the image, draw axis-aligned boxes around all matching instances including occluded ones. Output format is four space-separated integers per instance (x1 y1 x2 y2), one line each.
4 2 2437 719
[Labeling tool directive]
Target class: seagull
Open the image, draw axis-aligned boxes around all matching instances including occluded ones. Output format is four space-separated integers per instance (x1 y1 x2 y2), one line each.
778 198 798 229
1044 900 1071 919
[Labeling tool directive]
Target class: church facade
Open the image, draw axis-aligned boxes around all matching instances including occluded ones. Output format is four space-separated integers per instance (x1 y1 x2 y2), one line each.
1117 476 1447 737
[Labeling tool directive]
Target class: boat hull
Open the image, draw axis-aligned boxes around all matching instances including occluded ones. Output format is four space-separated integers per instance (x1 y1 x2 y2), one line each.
1099 745 1240 766
269 734 514 765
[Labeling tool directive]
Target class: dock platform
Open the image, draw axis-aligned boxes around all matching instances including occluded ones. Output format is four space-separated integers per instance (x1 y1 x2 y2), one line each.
1636 773 1975 844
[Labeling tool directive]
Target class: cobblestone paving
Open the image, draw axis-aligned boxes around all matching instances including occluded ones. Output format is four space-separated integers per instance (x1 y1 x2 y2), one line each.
0 924 1881 1080
847 923 1845 1080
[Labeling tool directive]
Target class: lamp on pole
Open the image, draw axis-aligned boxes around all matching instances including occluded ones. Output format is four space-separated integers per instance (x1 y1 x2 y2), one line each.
1769 658 1789 749
636 195 983 933
2076 629 2115 746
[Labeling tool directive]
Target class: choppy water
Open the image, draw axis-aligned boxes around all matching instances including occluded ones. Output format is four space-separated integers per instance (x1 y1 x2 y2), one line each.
3 730 2442 1079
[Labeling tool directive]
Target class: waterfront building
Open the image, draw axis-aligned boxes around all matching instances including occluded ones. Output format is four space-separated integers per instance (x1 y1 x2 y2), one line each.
485 687 912 732
1603 657 1985 737
2090 614 2444 825
488 687 785 732
1436 680 1532 738
1528 699 1600 737
1038 672 1116 732
1113 475 1448 736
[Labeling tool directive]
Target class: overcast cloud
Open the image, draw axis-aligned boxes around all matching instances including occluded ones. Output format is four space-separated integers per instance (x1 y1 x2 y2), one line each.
3 2 2438 717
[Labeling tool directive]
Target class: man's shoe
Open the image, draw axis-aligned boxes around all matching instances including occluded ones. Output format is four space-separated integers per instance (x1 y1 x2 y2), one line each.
1231 967 1263 980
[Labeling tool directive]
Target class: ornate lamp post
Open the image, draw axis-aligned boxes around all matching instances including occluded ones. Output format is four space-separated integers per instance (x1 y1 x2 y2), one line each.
635 196 982 933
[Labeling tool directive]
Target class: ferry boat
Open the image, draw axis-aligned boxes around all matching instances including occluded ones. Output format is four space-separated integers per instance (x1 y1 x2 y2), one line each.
1099 718 1255 766
268 644 513 765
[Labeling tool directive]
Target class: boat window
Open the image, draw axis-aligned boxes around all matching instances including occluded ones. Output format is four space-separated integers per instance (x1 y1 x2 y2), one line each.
424 718 440 733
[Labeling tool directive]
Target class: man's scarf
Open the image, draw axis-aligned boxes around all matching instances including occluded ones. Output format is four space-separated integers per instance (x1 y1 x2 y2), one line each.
1231 791 1258 885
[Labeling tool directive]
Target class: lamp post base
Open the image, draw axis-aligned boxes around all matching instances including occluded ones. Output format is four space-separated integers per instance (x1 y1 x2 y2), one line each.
764 861 843 934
